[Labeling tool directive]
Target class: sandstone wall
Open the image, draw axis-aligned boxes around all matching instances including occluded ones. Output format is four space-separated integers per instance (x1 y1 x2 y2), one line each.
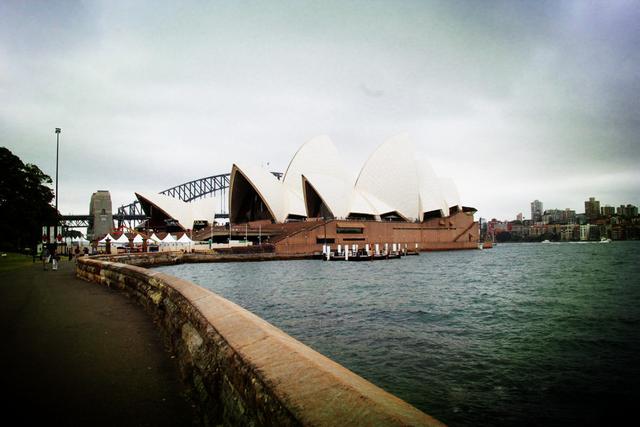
76 255 444 427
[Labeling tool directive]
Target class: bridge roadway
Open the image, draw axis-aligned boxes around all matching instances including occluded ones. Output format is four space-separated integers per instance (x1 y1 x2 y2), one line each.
0 258 198 425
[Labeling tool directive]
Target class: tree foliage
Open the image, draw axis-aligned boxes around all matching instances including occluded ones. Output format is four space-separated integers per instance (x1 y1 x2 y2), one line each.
62 229 84 239
0 147 58 251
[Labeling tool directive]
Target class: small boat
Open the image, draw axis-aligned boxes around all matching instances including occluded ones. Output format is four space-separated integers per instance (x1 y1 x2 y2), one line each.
541 239 551 243
599 237 612 243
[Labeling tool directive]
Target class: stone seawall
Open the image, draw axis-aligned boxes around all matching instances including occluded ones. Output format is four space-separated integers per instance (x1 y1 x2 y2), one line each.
76 254 444 427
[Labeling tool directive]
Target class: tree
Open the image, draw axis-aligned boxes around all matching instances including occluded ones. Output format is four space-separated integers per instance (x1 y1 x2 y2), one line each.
62 229 84 239
0 147 58 251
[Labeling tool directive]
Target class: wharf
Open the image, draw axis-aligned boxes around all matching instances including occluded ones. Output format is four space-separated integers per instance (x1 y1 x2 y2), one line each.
317 250 419 261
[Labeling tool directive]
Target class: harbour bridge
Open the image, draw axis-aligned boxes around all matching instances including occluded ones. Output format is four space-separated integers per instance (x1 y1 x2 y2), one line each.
60 171 283 230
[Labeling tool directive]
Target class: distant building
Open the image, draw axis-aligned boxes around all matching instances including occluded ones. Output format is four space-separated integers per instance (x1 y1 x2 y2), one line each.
542 209 561 224
88 190 113 240
531 200 543 222
516 212 523 222
585 197 600 221
561 208 576 224
580 224 590 241
542 208 576 224
601 205 615 217
617 204 638 218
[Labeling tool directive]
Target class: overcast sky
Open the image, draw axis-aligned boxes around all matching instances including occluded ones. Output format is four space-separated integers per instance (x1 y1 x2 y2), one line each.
1 0 638 220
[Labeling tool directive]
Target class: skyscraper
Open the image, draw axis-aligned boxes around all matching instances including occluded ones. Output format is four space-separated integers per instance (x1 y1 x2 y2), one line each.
531 200 543 222
585 197 600 221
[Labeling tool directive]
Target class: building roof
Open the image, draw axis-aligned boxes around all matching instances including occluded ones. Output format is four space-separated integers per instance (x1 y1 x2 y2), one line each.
135 192 218 231
353 133 420 220
283 135 350 219
227 134 464 224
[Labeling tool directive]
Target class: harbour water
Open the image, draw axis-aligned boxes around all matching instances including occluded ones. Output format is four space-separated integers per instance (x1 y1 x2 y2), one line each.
155 241 640 426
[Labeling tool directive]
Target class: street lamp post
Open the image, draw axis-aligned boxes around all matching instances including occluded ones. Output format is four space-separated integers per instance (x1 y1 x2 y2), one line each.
54 128 61 241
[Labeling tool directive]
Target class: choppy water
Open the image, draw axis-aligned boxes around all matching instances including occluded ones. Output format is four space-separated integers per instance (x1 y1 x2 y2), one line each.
155 241 640 426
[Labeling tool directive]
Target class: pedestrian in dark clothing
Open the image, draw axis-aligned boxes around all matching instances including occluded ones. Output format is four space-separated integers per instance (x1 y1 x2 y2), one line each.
42 247 50 271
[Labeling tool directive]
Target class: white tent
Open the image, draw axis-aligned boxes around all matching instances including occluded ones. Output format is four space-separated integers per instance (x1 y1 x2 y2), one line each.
98 233 115 243
113 233 130 245
72 236 90 245
148 233 162 243
132 234 144 244
161 233 177 244
177 234 192 243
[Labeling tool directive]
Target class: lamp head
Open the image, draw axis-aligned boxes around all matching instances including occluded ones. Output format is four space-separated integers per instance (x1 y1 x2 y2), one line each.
55 128 61 134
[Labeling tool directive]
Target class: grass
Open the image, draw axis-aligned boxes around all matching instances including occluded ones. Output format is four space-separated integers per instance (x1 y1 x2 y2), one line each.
0 252 37 273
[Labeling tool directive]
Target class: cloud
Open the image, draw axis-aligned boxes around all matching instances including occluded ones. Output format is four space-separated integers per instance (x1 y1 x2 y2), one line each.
1 0 638 220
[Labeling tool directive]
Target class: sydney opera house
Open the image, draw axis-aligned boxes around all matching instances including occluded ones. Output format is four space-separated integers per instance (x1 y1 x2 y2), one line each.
136 134 479 253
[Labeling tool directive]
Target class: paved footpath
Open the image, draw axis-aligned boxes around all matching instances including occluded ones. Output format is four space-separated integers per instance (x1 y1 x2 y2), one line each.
0 259 198 426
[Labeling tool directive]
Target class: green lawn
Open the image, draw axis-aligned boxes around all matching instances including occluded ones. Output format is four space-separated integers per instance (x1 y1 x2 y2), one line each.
0 252 37 272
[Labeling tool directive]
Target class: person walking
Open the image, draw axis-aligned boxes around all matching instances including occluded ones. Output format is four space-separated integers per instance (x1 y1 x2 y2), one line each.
42 247 50 271
51 249 59 271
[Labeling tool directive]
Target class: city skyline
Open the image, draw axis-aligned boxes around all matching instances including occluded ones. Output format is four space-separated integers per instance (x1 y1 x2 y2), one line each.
1 1 639 220
492 196 638 222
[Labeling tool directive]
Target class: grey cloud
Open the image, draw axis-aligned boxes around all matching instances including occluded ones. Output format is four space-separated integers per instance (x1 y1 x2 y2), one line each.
1 0 638 218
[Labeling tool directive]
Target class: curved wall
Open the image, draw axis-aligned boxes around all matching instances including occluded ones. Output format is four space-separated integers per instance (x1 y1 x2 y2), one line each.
76 255 444 427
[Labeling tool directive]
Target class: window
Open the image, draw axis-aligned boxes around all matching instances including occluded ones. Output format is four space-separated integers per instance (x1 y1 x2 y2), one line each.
316 237 335 244
336 227 364 234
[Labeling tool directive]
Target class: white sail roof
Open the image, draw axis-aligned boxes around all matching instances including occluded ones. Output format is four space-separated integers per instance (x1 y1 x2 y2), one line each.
302 173 352 219
228 134 462 224
352 134 420 221
439 177 461 210
135 192 218 230
230 163 286 222
282 135 349 218
352 189 396 218
417 157 448 218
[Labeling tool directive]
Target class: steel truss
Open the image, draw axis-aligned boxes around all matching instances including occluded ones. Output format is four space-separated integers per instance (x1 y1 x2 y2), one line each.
116 171 282 229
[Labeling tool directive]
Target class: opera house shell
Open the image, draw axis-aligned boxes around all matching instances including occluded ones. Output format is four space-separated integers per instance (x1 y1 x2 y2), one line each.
135 192 219 232
230 134 464 223
135 134 478 252
229 134 479 253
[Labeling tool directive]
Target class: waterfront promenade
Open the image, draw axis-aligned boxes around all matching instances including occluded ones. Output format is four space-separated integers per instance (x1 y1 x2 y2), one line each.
0 258 197 426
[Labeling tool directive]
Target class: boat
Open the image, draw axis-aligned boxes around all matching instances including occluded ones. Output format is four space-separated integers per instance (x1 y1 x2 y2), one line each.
599 237 612 243
541 239 551 243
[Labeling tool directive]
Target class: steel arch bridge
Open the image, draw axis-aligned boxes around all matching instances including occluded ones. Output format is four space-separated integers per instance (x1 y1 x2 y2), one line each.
116 171 283 228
